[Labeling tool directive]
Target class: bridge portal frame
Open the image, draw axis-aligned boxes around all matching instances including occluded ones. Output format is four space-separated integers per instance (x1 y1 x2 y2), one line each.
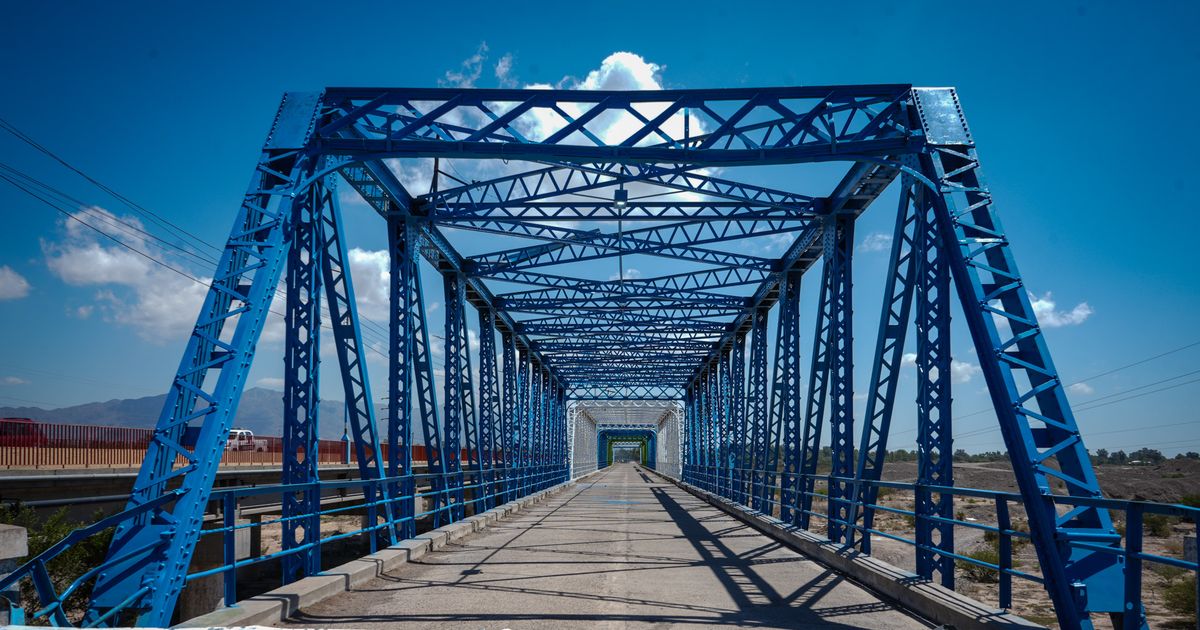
0 85 1144 630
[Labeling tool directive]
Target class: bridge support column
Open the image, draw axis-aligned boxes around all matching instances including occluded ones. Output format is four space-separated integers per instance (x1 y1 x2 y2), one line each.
774 270 803 524
281 173 323 583
0 524 26 625
179 517 250 622
746 306 769 513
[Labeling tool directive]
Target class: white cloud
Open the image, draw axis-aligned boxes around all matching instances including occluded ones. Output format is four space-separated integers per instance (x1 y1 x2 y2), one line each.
950 360 981 384
857 232 892 253
442 42 489 88
0 265 31 300
513 52 704 153
1029 291 1092 327
394 51 709 217
2 376 29 385
256 377 285 390
1068 382 1094 396
494 53 516 88
900 353 981 384
578 52 663 91
71 304 94 319
42 206 209 343
608 267 642 281
347 248 390 322
385 158 435 197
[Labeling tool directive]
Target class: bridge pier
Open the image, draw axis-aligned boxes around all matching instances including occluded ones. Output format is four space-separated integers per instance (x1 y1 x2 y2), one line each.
0 524 27 625
178 517 251 623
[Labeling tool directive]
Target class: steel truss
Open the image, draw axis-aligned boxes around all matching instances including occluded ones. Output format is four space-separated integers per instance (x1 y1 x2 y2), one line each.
0 86 1143 630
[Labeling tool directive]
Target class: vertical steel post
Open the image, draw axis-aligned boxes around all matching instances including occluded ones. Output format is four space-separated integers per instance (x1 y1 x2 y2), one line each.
847 170 919 552
825 214 855 544
441 271 468 522
390 218 448 528
477 309 500 509
746 306 770 512
319 175 394 545
501 331 518 502
729 331 747 504
515 348 530 496
915 181 954 586
797 268 832 529
775 271 804 523
715 350 724 499
686 388 696 482
281 176 323 582
386 216 413 538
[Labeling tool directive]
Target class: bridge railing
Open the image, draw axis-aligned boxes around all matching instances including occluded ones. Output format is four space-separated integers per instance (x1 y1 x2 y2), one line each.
0 462 569 625
681 464 1200 624
0 419 356 469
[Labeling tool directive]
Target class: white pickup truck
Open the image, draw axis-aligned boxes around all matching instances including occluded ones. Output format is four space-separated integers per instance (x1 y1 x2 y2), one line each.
226 428 268 452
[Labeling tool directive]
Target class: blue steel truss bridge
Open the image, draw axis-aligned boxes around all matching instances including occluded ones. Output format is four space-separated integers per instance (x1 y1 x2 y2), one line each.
1 85 1196 630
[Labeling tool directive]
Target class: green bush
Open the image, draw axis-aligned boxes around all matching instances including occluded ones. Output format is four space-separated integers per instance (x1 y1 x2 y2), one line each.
1143 513 1174 537
0 505 114 623
957 547 1001 583
1151 562 1186 582
1180 494 1200 508
1164 575 1196 620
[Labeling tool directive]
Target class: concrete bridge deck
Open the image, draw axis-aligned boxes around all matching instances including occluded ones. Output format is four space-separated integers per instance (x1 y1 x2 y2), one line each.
280 464 932 629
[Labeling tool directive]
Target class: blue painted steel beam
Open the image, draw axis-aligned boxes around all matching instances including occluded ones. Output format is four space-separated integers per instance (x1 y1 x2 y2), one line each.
774 270 804 523
86 93 324 626
477 308 500 510
468 217 789 274
317 176 394 546
434 201 817 222
441 271 471 522
746 306 771 512
912 88 1124 627
281 173 324 582
46 86 1131 630
914 173 954 587
824 215 856 544
319 85 917 166
847 165 919 552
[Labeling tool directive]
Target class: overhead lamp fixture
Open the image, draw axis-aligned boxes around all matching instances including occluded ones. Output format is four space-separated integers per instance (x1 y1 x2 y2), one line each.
613 186 628 209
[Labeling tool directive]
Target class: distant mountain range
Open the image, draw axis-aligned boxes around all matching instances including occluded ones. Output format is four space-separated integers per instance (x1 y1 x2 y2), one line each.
0 387 378 440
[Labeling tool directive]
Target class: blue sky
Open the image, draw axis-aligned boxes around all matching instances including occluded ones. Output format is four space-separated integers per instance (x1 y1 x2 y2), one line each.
0 1 1197 455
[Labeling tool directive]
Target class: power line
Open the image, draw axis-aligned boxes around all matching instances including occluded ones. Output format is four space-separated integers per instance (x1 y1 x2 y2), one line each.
954 419 1200 446
1073 376 1200 412
0 118 395 347
898 363 1200 443
892 338 1200 438
0 161 219 269
950 371 1200 442
0 157 393 351
0 170 393 364
0 115 221 258
0 363 161 393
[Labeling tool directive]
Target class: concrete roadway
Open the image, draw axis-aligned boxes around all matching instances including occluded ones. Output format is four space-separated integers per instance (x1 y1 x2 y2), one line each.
283 464 932 629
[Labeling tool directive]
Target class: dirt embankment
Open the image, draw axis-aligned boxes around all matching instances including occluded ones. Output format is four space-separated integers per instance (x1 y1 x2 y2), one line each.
881 459 1200 503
